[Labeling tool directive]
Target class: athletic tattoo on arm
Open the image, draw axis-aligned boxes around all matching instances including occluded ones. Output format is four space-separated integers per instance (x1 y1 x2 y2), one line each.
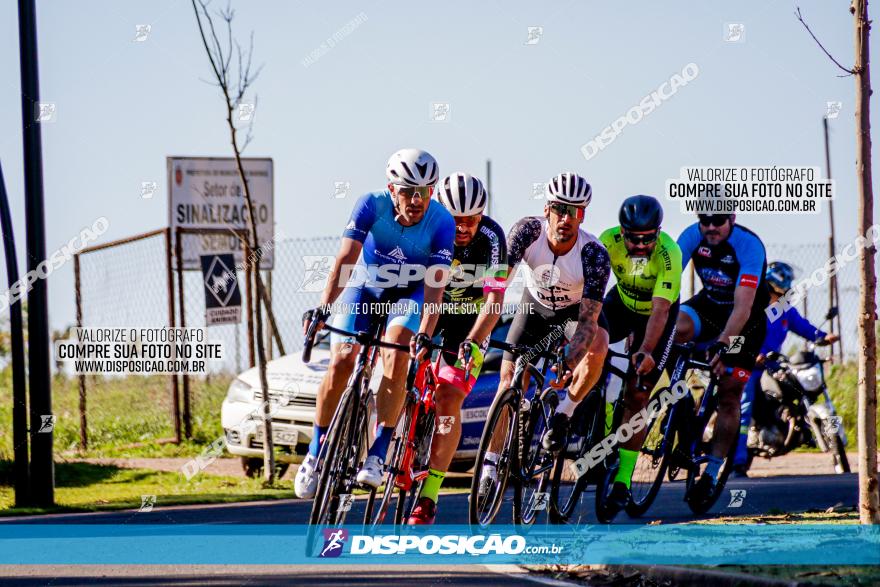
567 298 603 367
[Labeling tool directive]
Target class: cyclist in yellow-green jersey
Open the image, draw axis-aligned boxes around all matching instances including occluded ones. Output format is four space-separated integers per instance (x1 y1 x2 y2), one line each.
596 195 682 518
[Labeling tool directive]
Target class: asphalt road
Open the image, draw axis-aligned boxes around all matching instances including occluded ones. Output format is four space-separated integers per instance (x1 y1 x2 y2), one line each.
2 472 858 526
0 473 860 586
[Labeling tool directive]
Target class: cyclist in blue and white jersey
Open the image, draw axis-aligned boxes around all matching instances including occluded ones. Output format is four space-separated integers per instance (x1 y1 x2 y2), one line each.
295 148 455 499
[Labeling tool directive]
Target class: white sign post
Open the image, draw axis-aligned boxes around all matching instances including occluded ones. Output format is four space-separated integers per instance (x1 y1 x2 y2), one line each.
168 156 274 270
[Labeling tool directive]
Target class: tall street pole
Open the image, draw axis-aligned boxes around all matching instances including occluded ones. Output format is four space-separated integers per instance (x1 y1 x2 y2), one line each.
823 117 843 361
485 159 492 217
18 0 54 506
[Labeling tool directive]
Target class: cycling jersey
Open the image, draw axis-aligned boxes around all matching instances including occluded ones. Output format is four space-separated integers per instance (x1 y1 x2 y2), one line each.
677 223 769 307
599 227 682 315
330 190 455 344
602 287 679 372
507 216 610 310
443 215 508 315
343 190 455 276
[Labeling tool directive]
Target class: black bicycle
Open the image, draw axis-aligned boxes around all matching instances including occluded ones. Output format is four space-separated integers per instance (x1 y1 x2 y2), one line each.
548 348 643 524
467 337 567 528
626 343 738 517
301 312 409 529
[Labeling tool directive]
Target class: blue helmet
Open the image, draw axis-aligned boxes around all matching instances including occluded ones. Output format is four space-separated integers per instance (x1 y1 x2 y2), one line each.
766 261 795 294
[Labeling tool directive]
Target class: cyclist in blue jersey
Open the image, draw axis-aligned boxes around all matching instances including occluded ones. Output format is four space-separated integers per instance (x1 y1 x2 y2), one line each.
732 261 838 476
674 213 769 505
295 148 455 499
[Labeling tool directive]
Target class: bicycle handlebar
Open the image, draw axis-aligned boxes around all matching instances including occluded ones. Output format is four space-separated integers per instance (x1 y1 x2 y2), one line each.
301 316 410 364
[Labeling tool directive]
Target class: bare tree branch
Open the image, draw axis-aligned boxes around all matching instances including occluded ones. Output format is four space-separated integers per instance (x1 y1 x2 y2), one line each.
191 0 279 485
192 0 224 85
796 6 858 76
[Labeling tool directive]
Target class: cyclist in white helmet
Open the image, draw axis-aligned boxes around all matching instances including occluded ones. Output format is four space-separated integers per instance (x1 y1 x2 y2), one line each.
295 148 455 499
478 172 611 493
406 172 508 524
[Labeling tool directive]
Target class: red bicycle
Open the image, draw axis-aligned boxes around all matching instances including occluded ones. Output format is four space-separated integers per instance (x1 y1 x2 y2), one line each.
363 340 444 527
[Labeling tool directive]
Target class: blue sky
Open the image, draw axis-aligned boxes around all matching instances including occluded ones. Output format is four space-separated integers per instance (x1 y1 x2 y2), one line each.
0 0 877 331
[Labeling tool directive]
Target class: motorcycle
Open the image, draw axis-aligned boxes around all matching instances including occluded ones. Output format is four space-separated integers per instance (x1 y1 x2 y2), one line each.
746 307 850 474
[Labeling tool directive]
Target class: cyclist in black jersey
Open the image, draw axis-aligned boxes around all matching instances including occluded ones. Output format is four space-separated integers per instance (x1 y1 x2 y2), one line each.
406 173 508 525
675 213 769 505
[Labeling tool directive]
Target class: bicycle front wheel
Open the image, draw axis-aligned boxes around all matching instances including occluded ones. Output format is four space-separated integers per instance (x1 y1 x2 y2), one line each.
468 387 518 528
309 385 359 527
549 389 603 524
626 390 676 517
397 405 437 525
363 394 417 528
684 430 737 515
514 387 556 526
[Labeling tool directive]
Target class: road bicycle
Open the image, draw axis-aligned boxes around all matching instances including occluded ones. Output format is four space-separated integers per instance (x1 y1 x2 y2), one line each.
467 337 567 528
626 342 738 517
362 338 444 527
548 348 643 524
301 313 409 528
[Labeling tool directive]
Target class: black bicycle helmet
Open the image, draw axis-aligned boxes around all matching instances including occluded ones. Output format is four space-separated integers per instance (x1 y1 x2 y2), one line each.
619 195 663 231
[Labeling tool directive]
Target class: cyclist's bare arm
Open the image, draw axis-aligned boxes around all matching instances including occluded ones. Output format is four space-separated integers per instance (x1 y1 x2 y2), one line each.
416 265 450 337
567 298 602 367
302 237 362 336
718 285 756 347
641 297 671 349
465 290 505 345
632 297 671 375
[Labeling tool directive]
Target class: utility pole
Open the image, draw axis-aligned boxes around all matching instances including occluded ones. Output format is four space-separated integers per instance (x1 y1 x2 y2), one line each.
823 117 843 362
852 0 878 525
18 0 54 506
485 159 492 217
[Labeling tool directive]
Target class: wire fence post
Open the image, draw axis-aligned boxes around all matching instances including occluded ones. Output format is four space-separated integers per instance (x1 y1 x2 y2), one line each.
174 227 192 439
266 269 273 359
165 228 182 444
73 253 87 450
244 239 255 368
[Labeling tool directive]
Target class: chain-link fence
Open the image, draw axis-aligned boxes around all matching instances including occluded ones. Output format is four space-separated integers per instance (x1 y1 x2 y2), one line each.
764 240 876 361
74 229 181 448
74 224 875 450
680 238 875 360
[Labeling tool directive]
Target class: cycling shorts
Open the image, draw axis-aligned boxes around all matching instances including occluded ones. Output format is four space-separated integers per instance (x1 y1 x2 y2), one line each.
601 287 679 373
329 283 423 345
503 289 608 363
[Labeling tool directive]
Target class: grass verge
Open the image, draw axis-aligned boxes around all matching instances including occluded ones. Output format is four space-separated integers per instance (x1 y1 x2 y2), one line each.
0 460 291 516
0 371 232 460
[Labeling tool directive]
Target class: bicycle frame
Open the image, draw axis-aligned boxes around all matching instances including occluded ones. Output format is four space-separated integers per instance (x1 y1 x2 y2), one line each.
304 313 410 526
501 342 561 484
394 352 442 493
663 348 720 473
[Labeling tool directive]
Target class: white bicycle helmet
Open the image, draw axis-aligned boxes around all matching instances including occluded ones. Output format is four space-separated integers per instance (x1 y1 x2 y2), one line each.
545 172 592 207
435 172 488 217
385 148 439 187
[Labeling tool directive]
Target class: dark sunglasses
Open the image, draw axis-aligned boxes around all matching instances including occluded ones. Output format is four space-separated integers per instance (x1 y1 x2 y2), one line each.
549 202 585 220
623 231 658 245
454 215 481 228
698 214 731 227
